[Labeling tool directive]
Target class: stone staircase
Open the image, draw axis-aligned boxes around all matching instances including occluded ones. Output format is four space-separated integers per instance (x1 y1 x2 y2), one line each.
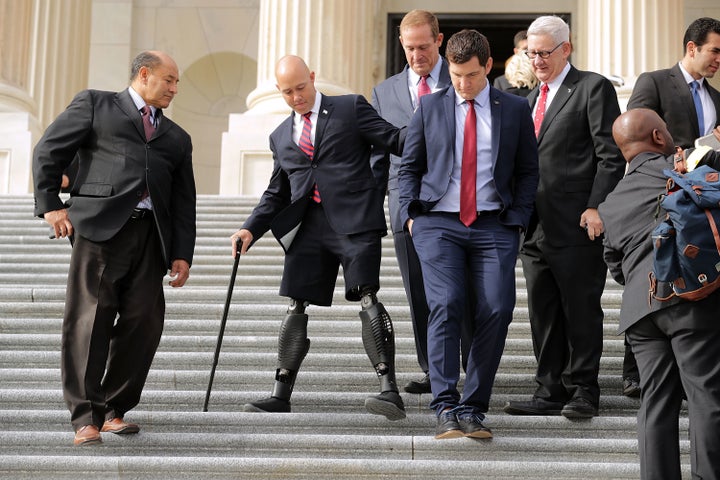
0 194 689 479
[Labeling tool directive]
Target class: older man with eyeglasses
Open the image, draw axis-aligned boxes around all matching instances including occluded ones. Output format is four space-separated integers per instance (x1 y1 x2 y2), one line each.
503 15 625 419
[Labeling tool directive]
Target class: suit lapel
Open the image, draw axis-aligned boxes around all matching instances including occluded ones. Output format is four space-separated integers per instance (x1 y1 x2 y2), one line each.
489 87 502 170
537 66 578 142
116 89 146 141
437 59 452 89
313 96 332 159
442 88 456 144
669 64 704 134
393 67 414 114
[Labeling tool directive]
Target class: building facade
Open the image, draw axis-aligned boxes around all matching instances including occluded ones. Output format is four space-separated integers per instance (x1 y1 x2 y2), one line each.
1 0 719 195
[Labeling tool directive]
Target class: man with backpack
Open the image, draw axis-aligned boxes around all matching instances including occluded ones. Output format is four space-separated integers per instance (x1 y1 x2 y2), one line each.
599 108 720 480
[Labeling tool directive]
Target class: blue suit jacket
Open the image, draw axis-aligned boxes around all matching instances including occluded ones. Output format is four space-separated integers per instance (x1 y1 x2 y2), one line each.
398 85 538 231
242 94 405 250
370 60 452 233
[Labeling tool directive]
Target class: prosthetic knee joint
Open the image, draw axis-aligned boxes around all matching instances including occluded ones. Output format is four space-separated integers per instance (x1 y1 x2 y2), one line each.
272 299 311 401
357 286 398 393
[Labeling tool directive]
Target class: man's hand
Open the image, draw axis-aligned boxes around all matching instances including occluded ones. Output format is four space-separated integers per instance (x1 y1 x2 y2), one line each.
44 208 74 239
580 208 604 241
168 259 190 287
230 229 253 257
406 219 414 236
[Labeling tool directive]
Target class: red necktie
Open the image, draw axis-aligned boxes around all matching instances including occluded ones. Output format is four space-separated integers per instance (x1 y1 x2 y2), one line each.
299 112 321 203
418 75 431 98
533 83 549 137
460 100 477 227
140 106 156 141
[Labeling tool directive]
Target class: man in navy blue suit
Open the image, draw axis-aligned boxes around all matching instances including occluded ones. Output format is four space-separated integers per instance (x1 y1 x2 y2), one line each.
399 29 538 439
231 55 407 421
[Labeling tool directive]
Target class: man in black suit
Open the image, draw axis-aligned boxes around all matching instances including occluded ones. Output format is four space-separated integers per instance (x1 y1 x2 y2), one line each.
600 108 720 480
627 17 720 150
33 51 196 446
231 55 406 420
399 29 538 439
370 9 472 395
503 15 626 419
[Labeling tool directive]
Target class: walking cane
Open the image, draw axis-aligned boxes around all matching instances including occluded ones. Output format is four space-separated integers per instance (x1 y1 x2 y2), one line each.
203 238 241 412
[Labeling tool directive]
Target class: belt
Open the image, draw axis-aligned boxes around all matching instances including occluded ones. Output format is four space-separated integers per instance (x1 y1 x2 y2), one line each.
426 210 500 219
130 208 153 219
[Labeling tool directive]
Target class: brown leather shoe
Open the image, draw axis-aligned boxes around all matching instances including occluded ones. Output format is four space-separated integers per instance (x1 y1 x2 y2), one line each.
101 417 140 435
74 425 102 446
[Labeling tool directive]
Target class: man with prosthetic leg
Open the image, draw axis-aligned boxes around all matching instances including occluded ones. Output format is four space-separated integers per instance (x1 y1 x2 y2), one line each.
230 55 407 420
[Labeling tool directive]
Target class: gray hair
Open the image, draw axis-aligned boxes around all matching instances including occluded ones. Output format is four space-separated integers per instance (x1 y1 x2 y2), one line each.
527 15 570 45
130 51 162 80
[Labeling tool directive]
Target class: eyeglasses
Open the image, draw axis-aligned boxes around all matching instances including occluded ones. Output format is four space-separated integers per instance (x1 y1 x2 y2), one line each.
525 42 565 60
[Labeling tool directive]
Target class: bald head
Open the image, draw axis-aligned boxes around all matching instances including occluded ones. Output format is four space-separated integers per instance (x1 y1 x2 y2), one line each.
130 50 179 109
612 108 675 162
275 55 317 115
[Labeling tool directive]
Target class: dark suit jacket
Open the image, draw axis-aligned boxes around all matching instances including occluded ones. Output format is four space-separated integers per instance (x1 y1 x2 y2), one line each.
33 88 196 268
627 63 720 149
398 85 538 231
599 152 680 332
370 60 452 233
527 66 625 247
242 94 405 247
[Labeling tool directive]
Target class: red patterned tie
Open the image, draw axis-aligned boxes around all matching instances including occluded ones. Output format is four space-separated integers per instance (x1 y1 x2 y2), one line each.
418 75 431 98
533 83 549 137
460 100 477 227
299 112 321 203
140 106 156 141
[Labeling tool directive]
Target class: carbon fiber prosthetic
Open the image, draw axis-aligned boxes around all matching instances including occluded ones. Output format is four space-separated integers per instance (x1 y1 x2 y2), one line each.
359 291 399 393
271 300 310 400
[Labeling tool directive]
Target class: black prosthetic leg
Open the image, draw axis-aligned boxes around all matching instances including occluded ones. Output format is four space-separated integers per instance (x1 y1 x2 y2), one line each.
358 287 406 420
243 299 310 413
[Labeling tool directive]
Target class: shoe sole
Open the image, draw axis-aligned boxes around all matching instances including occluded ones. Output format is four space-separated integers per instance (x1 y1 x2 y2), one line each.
242 403 290 413
464 429 493 439
74 437 102 446
364 397 406 421
403 386 432 394
561 409 597 419
434 429 464 440
101 425 139 435
503 406 562 416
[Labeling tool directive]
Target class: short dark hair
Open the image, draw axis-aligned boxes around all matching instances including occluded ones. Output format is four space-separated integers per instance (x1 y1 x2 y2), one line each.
683 17 720 49
513 30 528 48
130 51 163 80
445 29 491 65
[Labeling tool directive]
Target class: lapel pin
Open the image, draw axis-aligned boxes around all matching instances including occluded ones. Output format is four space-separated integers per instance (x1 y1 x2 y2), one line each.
322 109 328 115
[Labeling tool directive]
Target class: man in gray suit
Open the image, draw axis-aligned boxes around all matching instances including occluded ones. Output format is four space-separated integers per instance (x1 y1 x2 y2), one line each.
599 108 720 480
371 10 475 394
33 51 196 446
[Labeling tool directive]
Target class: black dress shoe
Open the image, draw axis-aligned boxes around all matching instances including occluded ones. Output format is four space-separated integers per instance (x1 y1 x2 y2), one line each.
457 413 493 439
435 409 463 439
561 397 598 419
404 373 431 394
243 396 291 413
365 391 406 421
622 377 641 398
503 397 564 415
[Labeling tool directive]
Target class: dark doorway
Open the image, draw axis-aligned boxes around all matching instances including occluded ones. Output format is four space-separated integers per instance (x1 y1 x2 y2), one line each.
385 13 571 84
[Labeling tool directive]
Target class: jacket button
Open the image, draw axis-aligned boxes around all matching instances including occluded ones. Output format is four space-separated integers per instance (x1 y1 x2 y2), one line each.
136 191 143 197
311 163 317 168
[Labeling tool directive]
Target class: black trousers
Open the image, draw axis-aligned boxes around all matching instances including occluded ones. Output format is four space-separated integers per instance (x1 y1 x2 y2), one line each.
61 214 166 430
627 294 720 480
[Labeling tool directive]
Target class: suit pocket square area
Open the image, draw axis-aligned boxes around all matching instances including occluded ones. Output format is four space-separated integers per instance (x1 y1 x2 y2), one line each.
77 183 113 197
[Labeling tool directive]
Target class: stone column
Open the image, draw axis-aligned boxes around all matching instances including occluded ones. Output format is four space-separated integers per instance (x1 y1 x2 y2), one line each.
220 0 378 195
0 0 90 194
576 0 684 110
